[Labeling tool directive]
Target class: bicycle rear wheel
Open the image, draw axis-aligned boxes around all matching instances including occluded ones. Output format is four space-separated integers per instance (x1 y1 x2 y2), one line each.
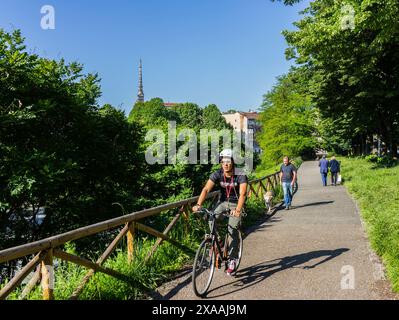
192 238 215 297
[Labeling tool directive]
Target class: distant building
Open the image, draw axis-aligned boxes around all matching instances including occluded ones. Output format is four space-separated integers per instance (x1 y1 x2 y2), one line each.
136 59 144 103
164 102 179 108
222 111 262 153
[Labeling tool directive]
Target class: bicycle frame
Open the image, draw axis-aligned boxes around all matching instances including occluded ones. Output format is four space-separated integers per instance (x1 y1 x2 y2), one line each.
207 211 230 269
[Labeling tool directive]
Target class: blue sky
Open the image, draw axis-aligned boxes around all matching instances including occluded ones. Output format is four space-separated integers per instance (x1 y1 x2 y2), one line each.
0 0 310 114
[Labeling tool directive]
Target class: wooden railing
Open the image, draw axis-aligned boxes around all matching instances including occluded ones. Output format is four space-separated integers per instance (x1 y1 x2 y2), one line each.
0 171 280 300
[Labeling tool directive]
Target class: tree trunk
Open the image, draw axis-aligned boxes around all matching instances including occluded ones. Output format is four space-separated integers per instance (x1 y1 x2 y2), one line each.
392 142 398 158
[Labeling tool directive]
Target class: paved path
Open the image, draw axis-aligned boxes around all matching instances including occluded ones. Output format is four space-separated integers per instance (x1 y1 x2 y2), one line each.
154 161 397 300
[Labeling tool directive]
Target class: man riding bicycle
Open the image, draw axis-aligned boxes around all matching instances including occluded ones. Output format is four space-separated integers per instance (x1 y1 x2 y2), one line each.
192 149 248 275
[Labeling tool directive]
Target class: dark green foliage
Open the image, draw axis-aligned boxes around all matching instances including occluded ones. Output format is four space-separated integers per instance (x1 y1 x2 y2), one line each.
0 30 145 262
365 154 398 168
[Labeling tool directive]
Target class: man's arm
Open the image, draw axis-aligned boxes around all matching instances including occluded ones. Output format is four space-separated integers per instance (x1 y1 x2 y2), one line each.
279 171 283 184
233 182 248 217
192 180 215 212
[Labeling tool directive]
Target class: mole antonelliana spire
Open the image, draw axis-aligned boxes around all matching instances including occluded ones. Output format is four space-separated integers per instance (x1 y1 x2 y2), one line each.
136 59 144 103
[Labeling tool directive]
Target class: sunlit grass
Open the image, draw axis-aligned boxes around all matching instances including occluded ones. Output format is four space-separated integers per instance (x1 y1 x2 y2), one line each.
339 157 399 292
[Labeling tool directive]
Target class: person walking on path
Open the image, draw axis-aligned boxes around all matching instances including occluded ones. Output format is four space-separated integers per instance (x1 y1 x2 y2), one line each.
329 156 340 186
319 155 329 186
279 156 297 210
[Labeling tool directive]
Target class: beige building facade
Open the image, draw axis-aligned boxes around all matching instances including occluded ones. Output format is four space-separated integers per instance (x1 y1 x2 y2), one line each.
222 111 262 153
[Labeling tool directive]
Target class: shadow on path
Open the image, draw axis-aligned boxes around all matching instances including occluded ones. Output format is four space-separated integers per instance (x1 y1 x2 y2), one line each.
291 201 334 209
242 201 286 237
205 248 349 299
151 267 193 300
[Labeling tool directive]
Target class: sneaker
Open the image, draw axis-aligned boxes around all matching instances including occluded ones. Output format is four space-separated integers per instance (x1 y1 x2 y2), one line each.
226 259 236 275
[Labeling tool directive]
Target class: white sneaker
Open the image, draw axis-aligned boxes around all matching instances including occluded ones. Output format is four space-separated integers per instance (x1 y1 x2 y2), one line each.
226 259 236 275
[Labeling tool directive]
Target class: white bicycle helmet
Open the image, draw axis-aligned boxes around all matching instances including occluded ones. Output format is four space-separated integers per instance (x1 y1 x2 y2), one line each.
219 148 235 163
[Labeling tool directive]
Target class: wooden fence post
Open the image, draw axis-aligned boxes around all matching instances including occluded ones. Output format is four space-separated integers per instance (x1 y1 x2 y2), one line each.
41 249 54 300
259 180 267 197
183 205 192 234
247 184 252 198
20 264 41 300
127 222 136 264
272 174 278 189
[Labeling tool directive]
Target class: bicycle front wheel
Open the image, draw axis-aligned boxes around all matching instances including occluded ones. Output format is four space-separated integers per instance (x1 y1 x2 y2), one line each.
192 238 215 297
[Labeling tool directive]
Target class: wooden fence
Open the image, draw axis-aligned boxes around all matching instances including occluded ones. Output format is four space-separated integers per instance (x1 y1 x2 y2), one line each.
0 171 280 300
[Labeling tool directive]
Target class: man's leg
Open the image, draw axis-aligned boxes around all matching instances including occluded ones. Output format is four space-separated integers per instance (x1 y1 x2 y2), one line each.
227 203 240 260
287 182 293 207
282 182 289 207
321 173 327 186
210 201 229 233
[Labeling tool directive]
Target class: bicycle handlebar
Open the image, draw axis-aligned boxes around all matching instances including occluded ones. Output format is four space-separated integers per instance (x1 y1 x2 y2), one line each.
196 208 232 217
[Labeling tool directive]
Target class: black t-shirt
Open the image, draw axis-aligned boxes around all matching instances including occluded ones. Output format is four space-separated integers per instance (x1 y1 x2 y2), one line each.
209 169 248 203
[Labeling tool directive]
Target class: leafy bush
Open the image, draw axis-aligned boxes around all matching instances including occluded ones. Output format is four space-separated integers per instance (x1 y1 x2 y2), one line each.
365 154 378 163
364 154 398 168
376 156 397 168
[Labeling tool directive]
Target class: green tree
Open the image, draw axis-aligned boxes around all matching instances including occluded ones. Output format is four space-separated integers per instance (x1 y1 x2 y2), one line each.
202 104 231 130
169 103 203 130
258 70 317 167
128 98 172 128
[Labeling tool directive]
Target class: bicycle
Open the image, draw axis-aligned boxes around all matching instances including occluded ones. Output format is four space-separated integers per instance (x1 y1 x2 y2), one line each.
192 207 243 297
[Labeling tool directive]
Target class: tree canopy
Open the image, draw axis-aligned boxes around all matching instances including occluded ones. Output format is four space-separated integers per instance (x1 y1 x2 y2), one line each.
258 69 317 167
281 0 399 156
